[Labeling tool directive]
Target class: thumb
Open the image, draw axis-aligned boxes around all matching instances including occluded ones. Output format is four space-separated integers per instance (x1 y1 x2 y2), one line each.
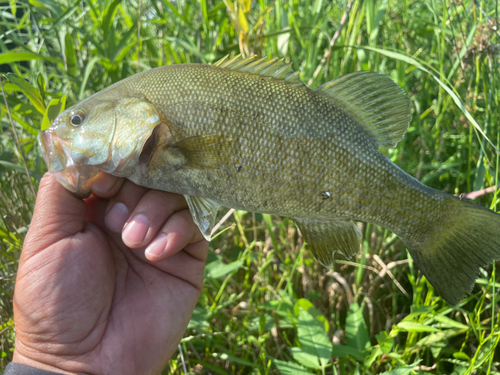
23 173 87 259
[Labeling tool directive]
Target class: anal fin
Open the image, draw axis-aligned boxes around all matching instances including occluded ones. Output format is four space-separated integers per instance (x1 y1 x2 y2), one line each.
294 218 362 268
185 196 220 241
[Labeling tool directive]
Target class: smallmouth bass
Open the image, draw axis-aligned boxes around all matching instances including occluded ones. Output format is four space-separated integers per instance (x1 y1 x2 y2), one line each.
39 55 500 304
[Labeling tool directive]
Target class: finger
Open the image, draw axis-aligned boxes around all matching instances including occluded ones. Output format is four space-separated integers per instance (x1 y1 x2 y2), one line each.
127 240 209 291
144 209 206 262
91 171 125 198
104 180 150 232
23 173 87 259
145 240 209 291
121 191 188 248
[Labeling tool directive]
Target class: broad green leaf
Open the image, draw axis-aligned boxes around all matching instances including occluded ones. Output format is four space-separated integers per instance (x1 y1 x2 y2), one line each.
247 312 279 332
368 0 389 45
200 0 208 33
476 278 500 288
28 0 48 9
52 0 82 28
0 51 61 64
65 33 78 77
166 37 206 61
331 345 365 361
474 155 486 192
401 305 435 321
205 260 243 279
159 0 194 29
239 0 252 12
272 359 316 375
432 315 469 330
375 331 394 354
0 161 42 180
237 8 249 33
187 306 211 331
295 298 329 331
453 352 471 361
0 83 19 92
397 322 441 333
290 347 320 369
379 361 421 375
41 96 67 131
102 0 122 44
296 302 332 367
312 0 323 15
9 0 15 16
5 73 45 114
345 302 370 351
29 0 61 15
263 214 278 249
109 22 138 63
416 332 447 347
0 151 14 161
7 106 39 135
37 73 46 103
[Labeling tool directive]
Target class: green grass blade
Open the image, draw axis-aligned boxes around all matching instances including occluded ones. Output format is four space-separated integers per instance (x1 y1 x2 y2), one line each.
5 73 45 114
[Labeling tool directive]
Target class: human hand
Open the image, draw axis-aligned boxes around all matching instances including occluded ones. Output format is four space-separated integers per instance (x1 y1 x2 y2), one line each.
12 172 208 375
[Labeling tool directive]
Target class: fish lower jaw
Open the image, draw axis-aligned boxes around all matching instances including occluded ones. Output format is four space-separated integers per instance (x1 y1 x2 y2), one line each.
51 165 100 198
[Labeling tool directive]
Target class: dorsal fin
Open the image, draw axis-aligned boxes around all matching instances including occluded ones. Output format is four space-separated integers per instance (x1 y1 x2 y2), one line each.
314 71 412 149
213 55 303 86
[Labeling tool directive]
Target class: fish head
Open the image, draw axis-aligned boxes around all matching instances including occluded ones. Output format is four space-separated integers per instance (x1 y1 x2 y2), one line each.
39 92 164 197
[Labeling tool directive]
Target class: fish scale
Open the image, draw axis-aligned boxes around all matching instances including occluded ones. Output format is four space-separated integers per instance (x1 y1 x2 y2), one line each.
126 65 447 242
40 55 500 305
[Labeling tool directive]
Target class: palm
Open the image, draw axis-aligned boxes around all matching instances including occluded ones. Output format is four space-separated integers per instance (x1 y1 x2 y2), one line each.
13 175 207 375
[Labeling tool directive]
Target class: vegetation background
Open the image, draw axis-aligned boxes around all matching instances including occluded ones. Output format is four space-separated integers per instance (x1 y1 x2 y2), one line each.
0 0 499 373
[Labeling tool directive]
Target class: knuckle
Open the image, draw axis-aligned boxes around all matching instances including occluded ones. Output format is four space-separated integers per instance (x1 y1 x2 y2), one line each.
117 181 148 201
172 209 194 227
142 190 186 214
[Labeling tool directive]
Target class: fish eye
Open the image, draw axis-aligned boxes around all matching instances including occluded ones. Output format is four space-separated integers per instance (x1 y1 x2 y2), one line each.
69 109 86 127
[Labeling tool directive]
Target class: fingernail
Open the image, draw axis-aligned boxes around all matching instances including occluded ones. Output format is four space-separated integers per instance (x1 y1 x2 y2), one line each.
92 174 115 194
145 234 169 259
123 214 150 245
105 202 129 232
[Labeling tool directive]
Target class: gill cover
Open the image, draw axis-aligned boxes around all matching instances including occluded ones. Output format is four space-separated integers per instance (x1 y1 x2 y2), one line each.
106 96 164 176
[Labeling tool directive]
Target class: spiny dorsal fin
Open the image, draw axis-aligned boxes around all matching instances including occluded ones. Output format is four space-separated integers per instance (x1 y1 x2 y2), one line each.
314 71 412 149
213 54 303 86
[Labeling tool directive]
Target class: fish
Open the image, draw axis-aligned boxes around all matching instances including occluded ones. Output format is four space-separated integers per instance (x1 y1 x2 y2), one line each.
39 55 500 305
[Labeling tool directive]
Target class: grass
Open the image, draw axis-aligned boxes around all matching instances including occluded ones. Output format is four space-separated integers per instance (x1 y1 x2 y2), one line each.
0 0 499 373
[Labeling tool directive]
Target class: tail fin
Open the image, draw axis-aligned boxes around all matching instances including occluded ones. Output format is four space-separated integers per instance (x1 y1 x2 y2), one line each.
404 197 500 305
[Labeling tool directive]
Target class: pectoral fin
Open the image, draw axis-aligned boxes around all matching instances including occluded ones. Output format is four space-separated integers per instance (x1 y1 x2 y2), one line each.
185 196 220 241
294 218 362 267
174 134 235 169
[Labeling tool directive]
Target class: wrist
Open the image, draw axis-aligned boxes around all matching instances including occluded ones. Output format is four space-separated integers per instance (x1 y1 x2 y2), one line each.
13 350 78 375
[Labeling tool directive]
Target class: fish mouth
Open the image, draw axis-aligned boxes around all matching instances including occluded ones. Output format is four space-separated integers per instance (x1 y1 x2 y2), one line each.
39 130 99 198
39 131 68 173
